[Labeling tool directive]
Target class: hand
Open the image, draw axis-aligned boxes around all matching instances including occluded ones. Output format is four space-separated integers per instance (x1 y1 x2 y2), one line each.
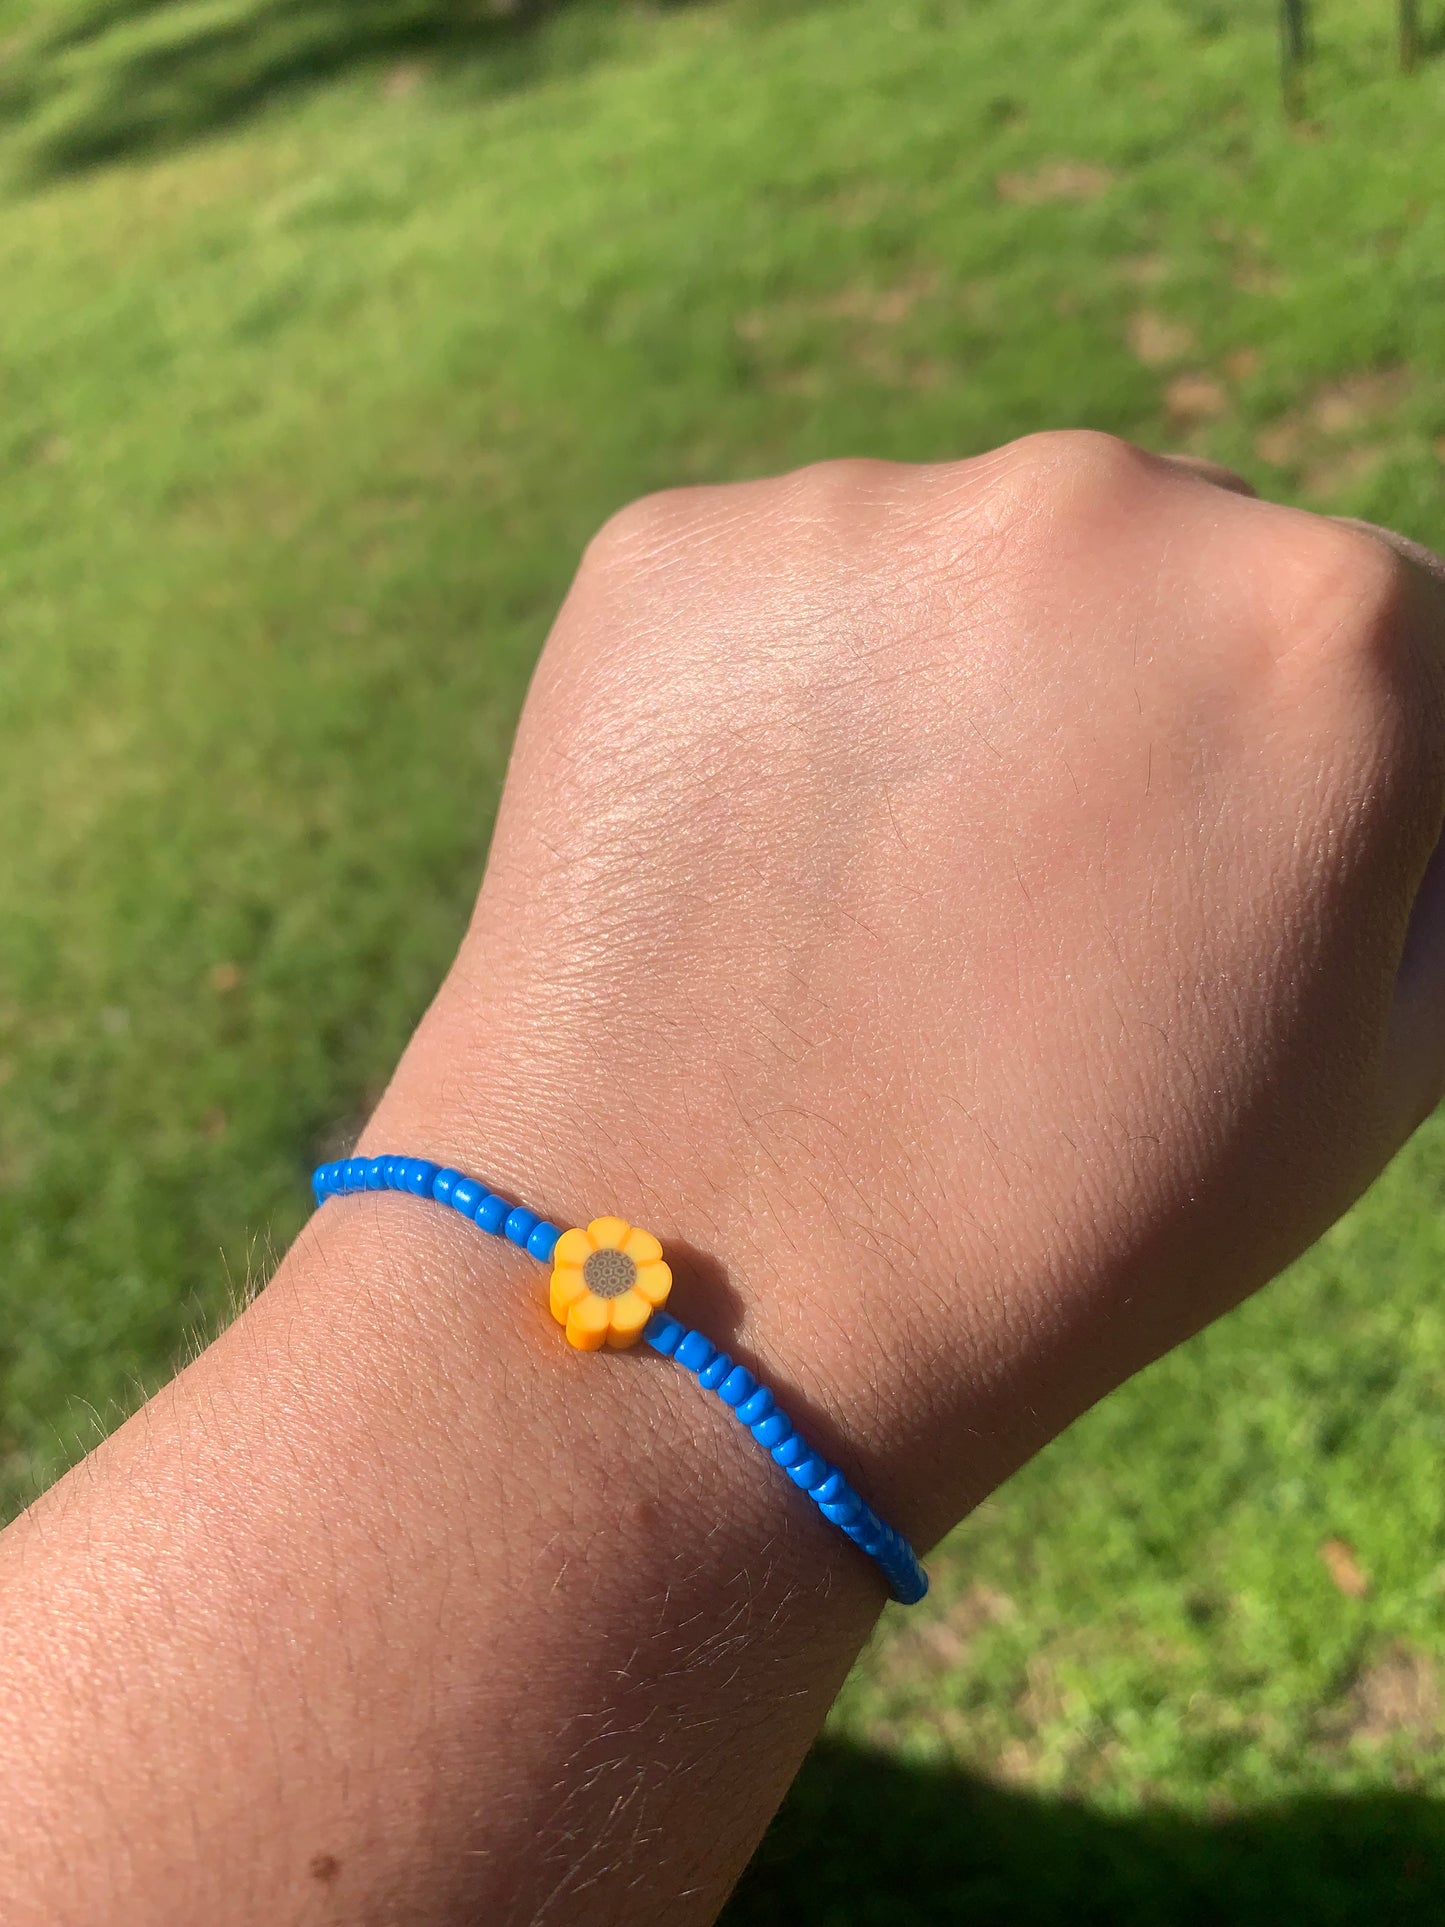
373 430 1445 1549
10 433 1444 1926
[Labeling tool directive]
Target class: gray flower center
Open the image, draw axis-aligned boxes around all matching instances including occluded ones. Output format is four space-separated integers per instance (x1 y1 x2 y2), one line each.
583 1247 637 1299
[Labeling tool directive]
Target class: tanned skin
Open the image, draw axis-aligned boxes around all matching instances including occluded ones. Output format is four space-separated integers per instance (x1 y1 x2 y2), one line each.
3 434 1445 1924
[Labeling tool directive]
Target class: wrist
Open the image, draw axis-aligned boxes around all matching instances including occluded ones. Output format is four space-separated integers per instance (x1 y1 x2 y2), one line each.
357 957 1020 1553
337 1164 904 1612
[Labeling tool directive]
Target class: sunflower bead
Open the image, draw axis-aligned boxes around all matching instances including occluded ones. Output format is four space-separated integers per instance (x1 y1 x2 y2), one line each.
549 1218 673 1351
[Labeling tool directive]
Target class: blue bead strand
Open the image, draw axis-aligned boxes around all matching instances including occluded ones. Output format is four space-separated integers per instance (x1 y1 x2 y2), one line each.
311 1156 925 1605
312 1154 562 1266
642 1310 928 1606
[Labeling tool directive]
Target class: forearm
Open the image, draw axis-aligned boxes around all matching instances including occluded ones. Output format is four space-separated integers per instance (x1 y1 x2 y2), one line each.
0 1019 886 1925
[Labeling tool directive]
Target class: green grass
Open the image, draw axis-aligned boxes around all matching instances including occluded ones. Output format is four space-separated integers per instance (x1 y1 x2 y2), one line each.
2 0 1445 1915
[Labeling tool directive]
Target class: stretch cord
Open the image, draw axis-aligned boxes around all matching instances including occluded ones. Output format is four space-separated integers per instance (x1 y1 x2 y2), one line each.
312 1154 928 1606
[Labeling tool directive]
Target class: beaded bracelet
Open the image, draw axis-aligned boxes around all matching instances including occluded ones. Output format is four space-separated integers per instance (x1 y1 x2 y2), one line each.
311 1154 928 1605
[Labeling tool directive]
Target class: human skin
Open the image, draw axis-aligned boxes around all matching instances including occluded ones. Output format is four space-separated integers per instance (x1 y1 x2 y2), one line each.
2 433 1444 1924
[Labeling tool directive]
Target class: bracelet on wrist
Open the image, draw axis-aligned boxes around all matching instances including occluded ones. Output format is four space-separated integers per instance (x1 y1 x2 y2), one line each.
312 1154 928 1606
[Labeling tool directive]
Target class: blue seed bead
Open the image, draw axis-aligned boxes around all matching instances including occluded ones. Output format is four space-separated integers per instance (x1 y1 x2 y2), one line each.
377 1157 394 1187
696 1351 734 1391
527 1221 561 1263
644 1312 685 1355
504 1206 539 1247
675 1330 716 1373
337 1159 357 1190
449 1177 483 1217
716 1367 757 1409
811 1470 847 1506
364 1159 386 1189
901 1568 928 1606
772 1434 808 1468
407 1160 438 1196
787 1452 829 1490
854 1515 886 1556
475 1194 510 1236
751 1413 792 1450
820 1492 864 1528
431 1168 464 1206
735 1388 775 1427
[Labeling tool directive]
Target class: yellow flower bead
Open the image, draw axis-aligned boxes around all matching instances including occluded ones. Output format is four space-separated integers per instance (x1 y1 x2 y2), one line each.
548 1216 672 1350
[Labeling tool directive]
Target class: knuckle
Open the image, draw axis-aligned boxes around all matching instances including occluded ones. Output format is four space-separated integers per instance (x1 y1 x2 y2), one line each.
1263 513 1445 825
1002 427 1155 501
984 430 1162 556
787 454 904 502
580 487 694 577
775 456 916 546
1262 513 1418 674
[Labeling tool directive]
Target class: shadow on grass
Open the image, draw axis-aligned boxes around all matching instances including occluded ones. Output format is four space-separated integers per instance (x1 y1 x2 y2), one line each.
725 1738 1445 1925
0 0 704 179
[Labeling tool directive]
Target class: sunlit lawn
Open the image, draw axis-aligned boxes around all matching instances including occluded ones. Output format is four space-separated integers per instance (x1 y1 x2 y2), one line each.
2 0 1444 1915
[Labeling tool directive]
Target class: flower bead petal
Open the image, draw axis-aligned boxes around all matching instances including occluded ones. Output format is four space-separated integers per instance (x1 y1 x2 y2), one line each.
633 1259 672 1307
552 1227 595 1266
549 1267 588 1326
587 1216 632 1251
622 1226 664 1266
605 1289 653 1348
566 1295 611 1351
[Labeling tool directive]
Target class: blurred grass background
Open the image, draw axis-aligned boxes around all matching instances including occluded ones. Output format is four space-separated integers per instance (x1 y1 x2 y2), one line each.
2 0 1444 1916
